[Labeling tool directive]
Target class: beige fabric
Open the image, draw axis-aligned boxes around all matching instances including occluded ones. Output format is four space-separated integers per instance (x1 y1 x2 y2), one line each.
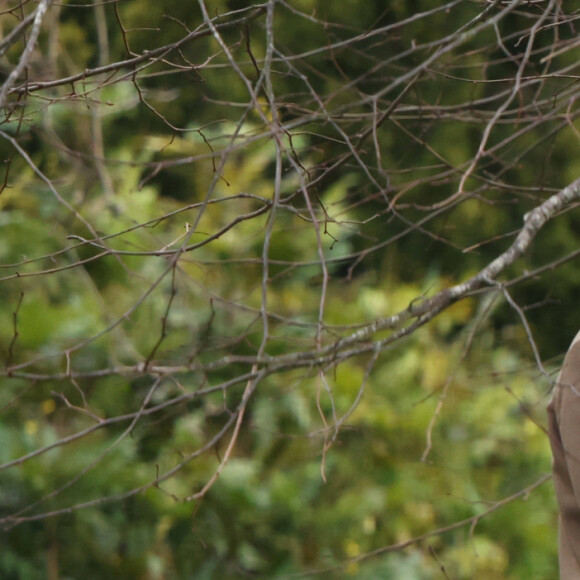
548 331 580 579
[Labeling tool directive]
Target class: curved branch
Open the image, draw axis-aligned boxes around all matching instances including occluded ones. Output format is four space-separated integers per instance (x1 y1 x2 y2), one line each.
0 0 51 109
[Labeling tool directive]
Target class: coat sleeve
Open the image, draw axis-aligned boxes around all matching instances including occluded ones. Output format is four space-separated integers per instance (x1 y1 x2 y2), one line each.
549 338 580 578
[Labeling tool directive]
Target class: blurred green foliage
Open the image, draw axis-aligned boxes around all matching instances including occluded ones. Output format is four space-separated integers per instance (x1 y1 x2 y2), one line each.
0 0 573 578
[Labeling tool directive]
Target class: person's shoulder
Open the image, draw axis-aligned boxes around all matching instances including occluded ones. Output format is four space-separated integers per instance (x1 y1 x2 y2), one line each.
569 329 580 351
560 332 580 386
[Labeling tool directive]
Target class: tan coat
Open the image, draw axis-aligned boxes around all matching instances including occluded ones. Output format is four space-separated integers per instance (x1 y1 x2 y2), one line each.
548 330 580 579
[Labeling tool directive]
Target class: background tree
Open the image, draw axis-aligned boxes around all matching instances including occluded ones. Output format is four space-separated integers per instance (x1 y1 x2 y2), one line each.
0 0 576 578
